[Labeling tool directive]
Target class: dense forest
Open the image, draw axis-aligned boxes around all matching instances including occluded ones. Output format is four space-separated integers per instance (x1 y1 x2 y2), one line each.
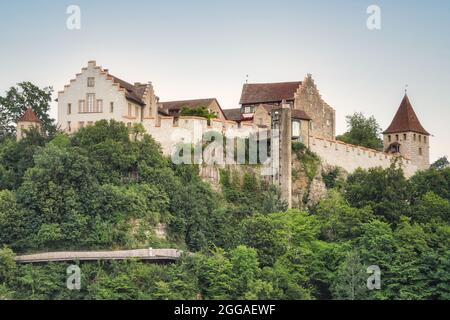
0 119 449 300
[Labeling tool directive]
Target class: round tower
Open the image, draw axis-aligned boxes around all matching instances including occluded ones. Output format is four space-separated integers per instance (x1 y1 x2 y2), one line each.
383 94 430 170
16 107 42 140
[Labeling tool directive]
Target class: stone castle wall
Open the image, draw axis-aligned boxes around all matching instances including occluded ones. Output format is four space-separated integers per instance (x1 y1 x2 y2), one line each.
294 75 336 140
143 116 259 156
310 136 418 177
143 116 420 178
383 132 430 171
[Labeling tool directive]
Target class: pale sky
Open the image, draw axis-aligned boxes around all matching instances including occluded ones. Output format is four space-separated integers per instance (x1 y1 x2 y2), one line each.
0 0 449 161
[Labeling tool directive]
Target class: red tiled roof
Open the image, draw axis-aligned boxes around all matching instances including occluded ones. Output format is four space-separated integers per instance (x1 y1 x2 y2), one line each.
240 82 302 105
384 94 429 135
18 107 41 123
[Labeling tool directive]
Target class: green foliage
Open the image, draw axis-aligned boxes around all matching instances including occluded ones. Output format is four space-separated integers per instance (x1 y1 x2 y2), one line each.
345 164 409 224
292 142 321 181
0 117 449 301
431 156 449 170
180 106 218 123
331 249 368 300
321 167 343 189
336 112 383 150
0 82 55 139
315 190 374 241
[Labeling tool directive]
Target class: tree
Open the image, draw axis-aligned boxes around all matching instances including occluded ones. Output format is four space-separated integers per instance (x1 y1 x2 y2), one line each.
0 82 55 139
240 214 287 267
180 106 218 123
331 249 368 300
0 127 47 190
336 112 383 150
431 156 449 170
315 190 374 241
345 165 410 224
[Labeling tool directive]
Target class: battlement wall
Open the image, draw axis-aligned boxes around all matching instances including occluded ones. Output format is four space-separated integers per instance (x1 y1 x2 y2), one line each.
309 136 418 177
143 116 260 156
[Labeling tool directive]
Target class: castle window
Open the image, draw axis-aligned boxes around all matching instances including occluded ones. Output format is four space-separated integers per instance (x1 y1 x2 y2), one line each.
419 147 423 156
419 135 422 142
87 93 95 112
87 77 95 87
135 106 139 118
424 136 427 144
414 134 417 141
110 102 114 113
96 100 103 113
128 103 132 116
67 121 71 132
78 100 85 113
388 135 392 143
396 135 399 141
244 106 252 114
403 134 407 141
68 103 72 115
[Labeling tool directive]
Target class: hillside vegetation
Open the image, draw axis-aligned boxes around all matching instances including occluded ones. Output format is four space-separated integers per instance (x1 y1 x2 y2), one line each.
0 120 449 300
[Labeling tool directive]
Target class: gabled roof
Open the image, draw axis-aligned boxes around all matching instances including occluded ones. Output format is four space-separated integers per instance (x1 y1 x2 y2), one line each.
161 98 217 111
109 75 147 106
384 94 429 135
240 81 302 105
223 108 242 121
17 107 41 123
160 98 225 118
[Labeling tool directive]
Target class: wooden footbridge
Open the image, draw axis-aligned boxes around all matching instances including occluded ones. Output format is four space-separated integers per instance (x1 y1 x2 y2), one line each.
14 248 184 264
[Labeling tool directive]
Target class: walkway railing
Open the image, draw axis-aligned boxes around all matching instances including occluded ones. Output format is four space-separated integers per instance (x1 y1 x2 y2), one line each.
14 248 183 264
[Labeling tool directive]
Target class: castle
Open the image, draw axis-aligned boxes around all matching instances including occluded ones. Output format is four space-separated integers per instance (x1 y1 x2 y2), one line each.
18 61 431 205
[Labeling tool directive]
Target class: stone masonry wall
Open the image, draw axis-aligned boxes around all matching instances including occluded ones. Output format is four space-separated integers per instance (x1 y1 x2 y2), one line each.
310 136 418 178
294 74 336 140
383 132 430 171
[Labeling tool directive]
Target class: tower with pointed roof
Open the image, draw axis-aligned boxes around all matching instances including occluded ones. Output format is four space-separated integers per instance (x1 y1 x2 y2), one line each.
383 94 430 170
16 107 42 140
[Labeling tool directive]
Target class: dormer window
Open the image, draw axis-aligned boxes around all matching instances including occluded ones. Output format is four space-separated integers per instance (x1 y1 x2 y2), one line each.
88 77 95 87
